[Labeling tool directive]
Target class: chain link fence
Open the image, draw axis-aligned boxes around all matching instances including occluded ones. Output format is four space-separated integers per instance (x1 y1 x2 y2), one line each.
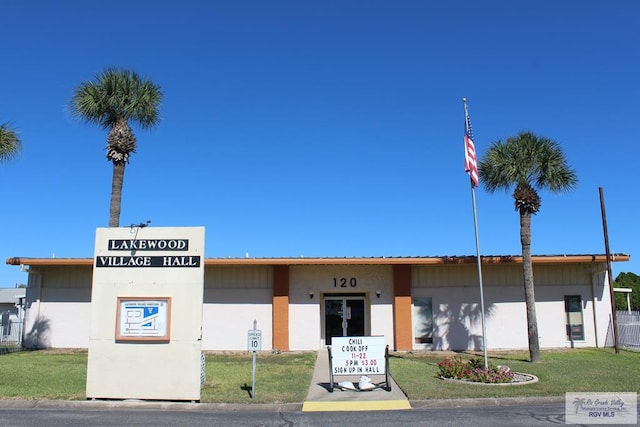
1 311 23 354
617 311 640 350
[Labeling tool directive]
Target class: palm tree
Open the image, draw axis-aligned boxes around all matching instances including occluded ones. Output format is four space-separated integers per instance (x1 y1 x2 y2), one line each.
0 122 21 162
478 131 577 362
70 68 163 227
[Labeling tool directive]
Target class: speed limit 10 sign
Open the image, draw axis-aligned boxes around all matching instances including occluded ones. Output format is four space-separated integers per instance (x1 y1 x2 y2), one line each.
247 329 262 351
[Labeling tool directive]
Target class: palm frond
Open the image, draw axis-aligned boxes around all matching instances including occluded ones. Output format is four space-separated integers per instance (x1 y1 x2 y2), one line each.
0 122 22 162
478 131 577 195
70 68 163 130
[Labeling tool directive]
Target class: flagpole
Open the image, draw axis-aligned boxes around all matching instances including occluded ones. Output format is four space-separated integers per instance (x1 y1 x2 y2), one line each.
463 98 488 369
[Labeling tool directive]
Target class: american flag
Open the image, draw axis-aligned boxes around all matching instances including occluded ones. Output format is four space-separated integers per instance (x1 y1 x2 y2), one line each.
464 103 479 187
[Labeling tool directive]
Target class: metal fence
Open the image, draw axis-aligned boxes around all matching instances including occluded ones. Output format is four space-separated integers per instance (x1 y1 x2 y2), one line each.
0 311 23 353
617 311 640 350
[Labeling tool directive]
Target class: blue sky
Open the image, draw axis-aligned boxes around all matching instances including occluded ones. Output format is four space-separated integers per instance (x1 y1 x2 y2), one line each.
1 1 638 287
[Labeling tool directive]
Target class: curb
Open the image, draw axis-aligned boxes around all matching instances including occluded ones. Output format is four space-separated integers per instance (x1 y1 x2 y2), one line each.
0 396 565 412
0 399 303 412
410 396 565 409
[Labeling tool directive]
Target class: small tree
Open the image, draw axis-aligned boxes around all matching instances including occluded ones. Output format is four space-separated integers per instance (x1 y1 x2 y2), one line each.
614 272 640 311
70 68 163 227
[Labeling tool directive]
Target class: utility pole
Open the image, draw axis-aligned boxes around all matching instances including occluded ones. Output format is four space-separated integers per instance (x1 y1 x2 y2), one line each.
599 187 619 353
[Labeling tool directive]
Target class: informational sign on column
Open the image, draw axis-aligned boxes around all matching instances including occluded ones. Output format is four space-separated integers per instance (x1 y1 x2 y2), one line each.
116 297 171 341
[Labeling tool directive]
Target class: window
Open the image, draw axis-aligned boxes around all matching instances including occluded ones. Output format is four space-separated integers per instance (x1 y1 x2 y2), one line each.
565 295 584 341
413 297 433 345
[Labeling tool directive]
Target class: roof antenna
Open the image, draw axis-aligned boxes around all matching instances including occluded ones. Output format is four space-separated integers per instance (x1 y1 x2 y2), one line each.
129 220 151 255
130 220 151 231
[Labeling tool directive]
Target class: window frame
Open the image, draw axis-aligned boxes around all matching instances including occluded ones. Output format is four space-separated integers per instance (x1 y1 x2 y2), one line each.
564 295 584 342
412 296 433 347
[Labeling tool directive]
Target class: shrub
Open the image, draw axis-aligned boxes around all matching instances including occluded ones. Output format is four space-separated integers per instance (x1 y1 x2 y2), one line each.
437 356 515 384
468 357 484 370
437 355 467 379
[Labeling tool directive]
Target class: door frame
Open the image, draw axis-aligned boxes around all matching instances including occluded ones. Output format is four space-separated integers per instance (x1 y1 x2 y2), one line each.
322 293 369 346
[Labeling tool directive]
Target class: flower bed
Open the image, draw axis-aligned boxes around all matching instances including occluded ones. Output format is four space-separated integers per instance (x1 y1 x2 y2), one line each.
437 355 517 384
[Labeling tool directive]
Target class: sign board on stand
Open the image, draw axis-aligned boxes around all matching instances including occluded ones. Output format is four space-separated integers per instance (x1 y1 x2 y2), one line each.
328 336 390 392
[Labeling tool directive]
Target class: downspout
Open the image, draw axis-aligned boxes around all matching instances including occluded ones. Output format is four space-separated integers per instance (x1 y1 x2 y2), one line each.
25 268 43 349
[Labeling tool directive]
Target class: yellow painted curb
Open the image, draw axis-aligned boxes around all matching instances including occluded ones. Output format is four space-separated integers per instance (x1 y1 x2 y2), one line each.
302 400 411 412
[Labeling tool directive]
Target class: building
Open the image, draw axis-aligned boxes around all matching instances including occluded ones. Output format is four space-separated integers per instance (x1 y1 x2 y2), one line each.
6 253 629 351
0 288 25 316
0 287 25 348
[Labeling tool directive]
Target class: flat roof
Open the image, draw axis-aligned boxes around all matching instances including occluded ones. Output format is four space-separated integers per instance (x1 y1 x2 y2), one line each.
6 253 630 267
0 287 26 303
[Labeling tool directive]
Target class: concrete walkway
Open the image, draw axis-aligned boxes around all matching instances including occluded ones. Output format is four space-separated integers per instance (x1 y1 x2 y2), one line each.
302 349 411 412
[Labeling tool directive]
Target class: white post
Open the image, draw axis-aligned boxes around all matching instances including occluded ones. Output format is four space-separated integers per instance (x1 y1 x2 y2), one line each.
471 186 489 369
252 319 257 399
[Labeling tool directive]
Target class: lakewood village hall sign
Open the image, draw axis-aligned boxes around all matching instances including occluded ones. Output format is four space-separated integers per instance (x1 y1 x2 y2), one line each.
95 238 201 267
87 227 205 402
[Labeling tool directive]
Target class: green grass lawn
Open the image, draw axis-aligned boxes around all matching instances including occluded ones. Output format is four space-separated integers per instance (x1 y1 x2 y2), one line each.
390 348 640 400
0 348 637 403
0 350 315 403
201 352 315 403
0 349 87 400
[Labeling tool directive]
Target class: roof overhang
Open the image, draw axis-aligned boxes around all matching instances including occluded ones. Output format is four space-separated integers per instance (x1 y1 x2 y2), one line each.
5 254 630 267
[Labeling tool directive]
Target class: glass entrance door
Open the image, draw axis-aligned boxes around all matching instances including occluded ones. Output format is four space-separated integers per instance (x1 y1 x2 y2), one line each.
324 296 366 345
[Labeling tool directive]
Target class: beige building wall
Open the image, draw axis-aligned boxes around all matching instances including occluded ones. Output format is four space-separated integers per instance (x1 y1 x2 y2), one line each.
411 262 610 350
290 264 394 349
18 257 615 353
202 265 273 350
23 266 92 349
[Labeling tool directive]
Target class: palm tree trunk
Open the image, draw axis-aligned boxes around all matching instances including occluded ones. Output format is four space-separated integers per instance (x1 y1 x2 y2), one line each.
109 162 125 227
520 211 541 362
